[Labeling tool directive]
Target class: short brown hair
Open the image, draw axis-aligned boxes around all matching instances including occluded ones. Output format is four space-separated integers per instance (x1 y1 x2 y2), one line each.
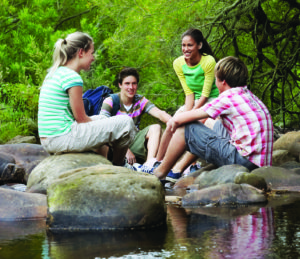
118 67 139 84
214 56 248 87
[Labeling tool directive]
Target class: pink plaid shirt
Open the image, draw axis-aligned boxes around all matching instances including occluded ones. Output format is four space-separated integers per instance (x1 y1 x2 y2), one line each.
202 86 273 167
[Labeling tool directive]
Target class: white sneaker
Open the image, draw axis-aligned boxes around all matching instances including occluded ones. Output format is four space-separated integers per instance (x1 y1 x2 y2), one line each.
143 158 157 168
133 163 142 172
133 163 154 174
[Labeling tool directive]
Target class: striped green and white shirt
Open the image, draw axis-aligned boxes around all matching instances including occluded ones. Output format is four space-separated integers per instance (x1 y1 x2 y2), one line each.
38 66 83 137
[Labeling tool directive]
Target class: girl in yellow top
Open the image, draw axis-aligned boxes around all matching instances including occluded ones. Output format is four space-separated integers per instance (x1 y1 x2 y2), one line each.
174 28 219 112
149 29 219 180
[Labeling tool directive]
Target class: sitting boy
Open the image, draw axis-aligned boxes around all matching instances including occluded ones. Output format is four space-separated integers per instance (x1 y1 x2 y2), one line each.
100 67 171 170
153 56 274 180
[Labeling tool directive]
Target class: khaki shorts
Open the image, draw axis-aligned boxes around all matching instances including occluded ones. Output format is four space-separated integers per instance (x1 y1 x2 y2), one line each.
41 115 137 154
129 125 151 160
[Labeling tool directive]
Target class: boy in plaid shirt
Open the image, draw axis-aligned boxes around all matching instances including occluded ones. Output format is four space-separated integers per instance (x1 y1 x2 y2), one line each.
154 56 273 180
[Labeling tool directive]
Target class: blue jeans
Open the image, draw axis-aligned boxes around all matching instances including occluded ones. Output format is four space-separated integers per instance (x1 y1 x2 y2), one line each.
184 120 258 171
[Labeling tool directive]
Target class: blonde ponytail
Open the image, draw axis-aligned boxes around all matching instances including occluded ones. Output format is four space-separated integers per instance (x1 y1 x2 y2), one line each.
47 32 93 77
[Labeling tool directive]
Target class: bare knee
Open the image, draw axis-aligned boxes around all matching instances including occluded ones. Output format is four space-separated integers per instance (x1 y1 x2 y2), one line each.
176 126 185 134
146 124 161 139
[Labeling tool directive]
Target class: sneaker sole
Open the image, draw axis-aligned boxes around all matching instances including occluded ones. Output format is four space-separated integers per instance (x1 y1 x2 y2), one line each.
165 176 179 183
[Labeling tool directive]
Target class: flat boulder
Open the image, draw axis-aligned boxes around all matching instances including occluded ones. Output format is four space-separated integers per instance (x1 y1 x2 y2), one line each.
251 166 300 192
46 165 166 231
194 164 249 188
0 188 47 220
27 153 111 194
177 164 267 191
182 183 267 207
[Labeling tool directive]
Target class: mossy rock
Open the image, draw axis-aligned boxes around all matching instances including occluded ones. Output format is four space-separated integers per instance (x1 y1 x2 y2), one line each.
46 165 166 231
27 153 111 194
194 164 249 189
251 166 300 192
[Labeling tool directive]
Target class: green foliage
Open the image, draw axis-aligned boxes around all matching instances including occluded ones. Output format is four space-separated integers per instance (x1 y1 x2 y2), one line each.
0 0 299 141
203 0 300 128
0 82 39 143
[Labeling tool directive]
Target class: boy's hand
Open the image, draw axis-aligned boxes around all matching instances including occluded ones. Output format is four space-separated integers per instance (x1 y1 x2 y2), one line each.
166 118 180 133
126 149 136 165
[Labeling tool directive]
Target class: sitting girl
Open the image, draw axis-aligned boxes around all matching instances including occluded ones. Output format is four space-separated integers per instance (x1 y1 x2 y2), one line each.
38 32 137 166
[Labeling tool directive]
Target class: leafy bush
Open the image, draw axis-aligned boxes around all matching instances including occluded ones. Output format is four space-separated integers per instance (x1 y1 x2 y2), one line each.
0 0 299 141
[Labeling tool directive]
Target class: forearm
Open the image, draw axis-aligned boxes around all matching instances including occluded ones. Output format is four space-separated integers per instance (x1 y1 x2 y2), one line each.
184 94 194 111
159 111 172 123
194 96 208 109
68 86 92 123
148 107 172 124
71 100 91 123
166 108 209 134
174 109 209 126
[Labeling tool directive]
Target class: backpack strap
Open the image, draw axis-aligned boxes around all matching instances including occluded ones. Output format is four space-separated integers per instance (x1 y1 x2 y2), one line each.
110 93 120 116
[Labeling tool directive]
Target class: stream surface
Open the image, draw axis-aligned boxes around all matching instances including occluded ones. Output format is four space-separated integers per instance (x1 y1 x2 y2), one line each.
1 192 300 259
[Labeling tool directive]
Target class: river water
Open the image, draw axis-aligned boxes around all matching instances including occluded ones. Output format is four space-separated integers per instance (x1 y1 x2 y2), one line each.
1 192 300 259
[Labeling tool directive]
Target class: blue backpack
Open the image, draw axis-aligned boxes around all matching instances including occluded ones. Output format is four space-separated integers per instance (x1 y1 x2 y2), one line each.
82 85 120 116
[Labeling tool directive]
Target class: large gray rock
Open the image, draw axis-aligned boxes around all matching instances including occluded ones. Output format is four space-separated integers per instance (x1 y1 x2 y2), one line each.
27 153 111 194
177 164 267 191
0 188 47 220
182 183 267 207
251 166 300 192
194 165 249 188
46 165 166 231
0 143 49 183
193 164 268 190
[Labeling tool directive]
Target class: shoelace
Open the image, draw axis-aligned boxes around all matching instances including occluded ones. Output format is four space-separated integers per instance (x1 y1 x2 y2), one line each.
139 164 154 174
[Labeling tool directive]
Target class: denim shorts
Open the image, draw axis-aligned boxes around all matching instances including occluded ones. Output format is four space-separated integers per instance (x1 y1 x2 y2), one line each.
184 120 258 171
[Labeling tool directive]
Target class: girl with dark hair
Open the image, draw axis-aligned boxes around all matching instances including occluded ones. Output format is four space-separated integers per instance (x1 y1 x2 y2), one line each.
174 28 219 111
149 29 220 180
38 32 137 166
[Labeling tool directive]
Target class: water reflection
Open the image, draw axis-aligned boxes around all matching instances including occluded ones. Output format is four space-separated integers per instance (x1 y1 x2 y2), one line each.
46 226 167 258
168 205 275 258
2 195 300 258
0 220 46 259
